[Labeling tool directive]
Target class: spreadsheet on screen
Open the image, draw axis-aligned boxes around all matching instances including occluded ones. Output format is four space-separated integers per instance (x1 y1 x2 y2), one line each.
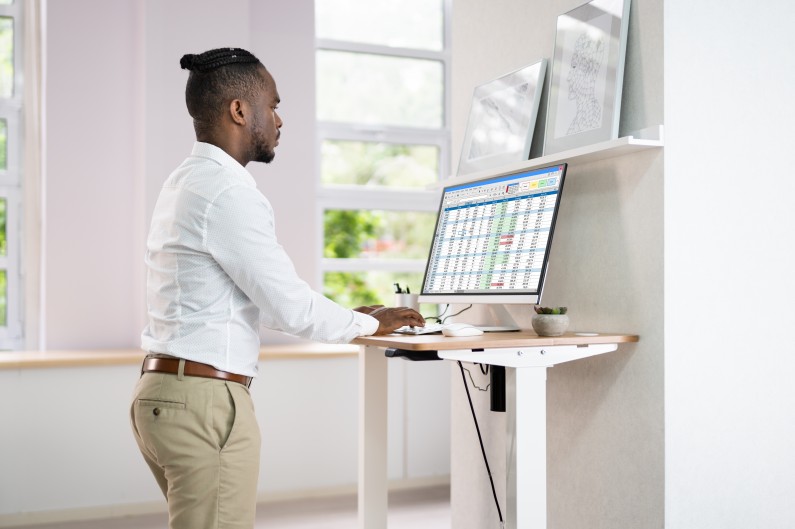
422 164 566 298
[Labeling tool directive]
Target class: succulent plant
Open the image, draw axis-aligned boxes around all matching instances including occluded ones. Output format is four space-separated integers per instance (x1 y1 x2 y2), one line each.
533 306 568 315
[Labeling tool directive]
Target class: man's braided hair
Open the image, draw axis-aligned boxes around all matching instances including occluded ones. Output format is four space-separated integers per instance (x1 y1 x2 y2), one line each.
180 48 265 135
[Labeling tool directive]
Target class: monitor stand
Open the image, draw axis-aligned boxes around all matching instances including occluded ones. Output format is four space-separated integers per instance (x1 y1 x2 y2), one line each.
478 304 521 332
446 303 520 332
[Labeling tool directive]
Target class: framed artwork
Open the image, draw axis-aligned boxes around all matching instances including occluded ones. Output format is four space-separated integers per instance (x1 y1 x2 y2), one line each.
457 59 547 175
543 0 631 155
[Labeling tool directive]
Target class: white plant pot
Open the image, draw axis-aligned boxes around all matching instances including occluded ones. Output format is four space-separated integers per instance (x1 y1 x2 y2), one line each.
531 314 569 336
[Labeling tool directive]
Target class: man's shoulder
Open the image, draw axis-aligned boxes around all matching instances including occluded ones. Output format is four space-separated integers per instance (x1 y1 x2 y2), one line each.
169 159 256 203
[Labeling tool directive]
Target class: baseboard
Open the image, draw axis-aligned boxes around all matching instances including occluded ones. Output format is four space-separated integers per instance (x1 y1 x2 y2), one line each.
257 474 450 504
0 476 450 528
0 500 168 528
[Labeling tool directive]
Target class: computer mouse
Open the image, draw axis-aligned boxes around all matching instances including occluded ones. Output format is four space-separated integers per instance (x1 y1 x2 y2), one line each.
441 322 484 337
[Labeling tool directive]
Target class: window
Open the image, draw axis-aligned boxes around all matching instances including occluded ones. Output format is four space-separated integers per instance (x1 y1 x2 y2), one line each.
0 0 21 348
315 0 450 310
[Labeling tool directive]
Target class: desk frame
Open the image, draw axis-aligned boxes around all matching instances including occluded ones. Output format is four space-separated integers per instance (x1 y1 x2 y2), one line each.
354 332 637 529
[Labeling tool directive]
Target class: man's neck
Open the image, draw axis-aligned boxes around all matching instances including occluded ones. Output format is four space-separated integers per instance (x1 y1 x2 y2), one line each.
196 133 249 167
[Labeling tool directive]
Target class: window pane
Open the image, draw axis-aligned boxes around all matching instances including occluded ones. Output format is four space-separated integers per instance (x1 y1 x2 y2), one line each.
317 51 443 128
0 17 13 98
316 0 444 51
324 270 438 317
321 140 438 188
0 119 6 170
0 269 6 327
324 209 435 260
0 197 6 256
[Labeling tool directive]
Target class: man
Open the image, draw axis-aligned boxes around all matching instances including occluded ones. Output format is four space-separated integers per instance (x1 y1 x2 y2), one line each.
130 47 425 529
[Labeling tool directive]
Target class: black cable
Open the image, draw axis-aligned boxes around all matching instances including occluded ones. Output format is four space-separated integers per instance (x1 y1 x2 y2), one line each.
457 361 503 526
441 304 473 324
425 303 450 323
425 303 473 324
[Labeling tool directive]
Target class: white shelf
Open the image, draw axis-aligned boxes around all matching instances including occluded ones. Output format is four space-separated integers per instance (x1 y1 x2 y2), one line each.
437 125 664 189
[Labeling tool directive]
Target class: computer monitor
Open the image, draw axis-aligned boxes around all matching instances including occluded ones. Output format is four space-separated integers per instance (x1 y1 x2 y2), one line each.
418 162 567 314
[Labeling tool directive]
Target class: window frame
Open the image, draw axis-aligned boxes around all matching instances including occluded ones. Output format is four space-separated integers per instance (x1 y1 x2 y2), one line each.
0 111 20 184
0 0 23 349
315 0 452 296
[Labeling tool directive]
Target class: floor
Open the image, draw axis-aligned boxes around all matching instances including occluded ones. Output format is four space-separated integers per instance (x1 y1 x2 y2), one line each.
8 485 451 529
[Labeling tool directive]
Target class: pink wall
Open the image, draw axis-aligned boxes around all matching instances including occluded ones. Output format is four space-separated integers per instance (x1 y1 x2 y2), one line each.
43 0 320 348
45 0 142 348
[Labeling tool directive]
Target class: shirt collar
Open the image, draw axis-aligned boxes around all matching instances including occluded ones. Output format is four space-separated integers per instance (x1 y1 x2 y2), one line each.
190 142 257 188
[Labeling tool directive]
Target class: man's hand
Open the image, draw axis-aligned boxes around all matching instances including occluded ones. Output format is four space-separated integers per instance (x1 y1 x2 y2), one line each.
355 305 425 335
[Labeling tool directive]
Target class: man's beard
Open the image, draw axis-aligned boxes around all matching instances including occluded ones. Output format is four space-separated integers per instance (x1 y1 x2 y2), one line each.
250 115 276 164
254 145 275 164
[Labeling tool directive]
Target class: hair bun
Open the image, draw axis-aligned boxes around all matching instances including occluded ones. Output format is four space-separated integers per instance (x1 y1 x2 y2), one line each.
180 48 260 73
180 54 197 71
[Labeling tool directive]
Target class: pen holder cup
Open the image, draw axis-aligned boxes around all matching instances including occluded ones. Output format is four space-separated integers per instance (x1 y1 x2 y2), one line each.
395 293 419 312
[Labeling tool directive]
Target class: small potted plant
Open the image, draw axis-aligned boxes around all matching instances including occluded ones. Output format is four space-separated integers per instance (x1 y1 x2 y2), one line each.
532 306 569 336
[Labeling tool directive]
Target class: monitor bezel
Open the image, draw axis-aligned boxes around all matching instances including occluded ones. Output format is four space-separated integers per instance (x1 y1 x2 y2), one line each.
418 162 567 306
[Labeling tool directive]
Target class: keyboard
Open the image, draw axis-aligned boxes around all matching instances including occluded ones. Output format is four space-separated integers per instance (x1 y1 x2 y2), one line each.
393 323 445 335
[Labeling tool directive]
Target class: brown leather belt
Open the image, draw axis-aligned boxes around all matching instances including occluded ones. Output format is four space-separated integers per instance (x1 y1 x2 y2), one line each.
142 356 252 387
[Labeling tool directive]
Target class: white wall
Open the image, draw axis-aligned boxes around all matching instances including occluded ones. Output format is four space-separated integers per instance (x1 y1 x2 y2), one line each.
0 356 450 523
664 1 795 527
450 1 664 528
451 1 795 528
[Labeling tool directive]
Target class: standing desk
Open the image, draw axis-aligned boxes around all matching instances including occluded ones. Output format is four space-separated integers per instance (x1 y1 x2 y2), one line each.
352 331 639 529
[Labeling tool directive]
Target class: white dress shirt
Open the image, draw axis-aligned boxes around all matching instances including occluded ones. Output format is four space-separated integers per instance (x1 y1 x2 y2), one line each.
141 142 379 376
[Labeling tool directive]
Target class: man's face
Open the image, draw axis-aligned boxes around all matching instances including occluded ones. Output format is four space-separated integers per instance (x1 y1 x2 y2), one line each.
249 68 283 164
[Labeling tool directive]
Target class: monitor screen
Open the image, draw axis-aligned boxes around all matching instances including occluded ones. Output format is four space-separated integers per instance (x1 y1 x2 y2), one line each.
419 163 567 305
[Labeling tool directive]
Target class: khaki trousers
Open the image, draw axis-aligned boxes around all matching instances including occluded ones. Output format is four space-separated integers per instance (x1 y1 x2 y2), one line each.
130 366 261 529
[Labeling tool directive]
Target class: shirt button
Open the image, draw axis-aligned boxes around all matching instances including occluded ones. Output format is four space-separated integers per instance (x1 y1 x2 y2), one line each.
153 408 161 416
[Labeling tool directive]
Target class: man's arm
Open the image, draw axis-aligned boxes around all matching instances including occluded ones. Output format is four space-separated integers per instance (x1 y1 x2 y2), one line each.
206 186 423 341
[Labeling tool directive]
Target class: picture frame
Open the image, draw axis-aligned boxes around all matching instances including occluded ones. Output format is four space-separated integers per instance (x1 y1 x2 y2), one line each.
457 59 547 175
543 0 631 155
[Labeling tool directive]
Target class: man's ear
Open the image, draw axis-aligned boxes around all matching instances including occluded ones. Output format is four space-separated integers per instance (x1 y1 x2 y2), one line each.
229 99 247 126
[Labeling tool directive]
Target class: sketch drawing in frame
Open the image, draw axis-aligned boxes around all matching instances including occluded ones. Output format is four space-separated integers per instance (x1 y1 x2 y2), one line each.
543 0 631 155
457 59 547 176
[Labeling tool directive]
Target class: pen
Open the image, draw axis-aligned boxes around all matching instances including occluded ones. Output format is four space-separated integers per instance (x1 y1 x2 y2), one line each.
394 283 402 294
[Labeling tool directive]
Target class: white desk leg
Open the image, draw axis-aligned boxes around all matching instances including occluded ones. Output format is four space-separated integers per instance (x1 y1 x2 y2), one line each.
506 367 547 529
358 345 388 529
